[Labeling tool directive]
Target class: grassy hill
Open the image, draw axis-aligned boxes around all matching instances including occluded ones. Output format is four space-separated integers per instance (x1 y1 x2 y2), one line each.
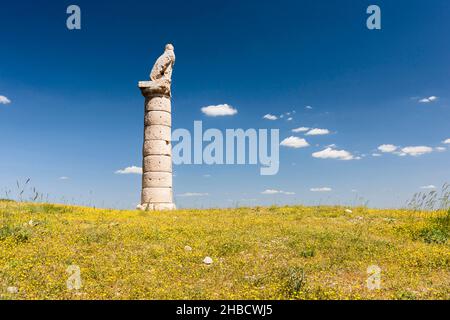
0 200 448 300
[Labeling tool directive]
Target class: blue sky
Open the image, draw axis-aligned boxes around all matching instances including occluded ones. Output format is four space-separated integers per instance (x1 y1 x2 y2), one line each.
1 0 449 209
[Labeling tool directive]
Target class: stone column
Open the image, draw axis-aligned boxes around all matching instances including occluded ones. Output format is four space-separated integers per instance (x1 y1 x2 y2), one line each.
137 79 176 211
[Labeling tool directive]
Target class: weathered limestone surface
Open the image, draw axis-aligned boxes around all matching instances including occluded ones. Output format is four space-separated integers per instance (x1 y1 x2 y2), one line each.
150 44 175 81
137 44 176 211
144 96 172 112
139 81 172 98
140 203 177 211
143 140 171 156
142 172 173 188
141 187 174 203
145 111 171 127
144 125 172 140
143 155 172 172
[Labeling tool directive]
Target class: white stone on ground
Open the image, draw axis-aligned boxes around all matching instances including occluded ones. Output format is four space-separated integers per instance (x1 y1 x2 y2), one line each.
203 257 213 265
7 286 18 294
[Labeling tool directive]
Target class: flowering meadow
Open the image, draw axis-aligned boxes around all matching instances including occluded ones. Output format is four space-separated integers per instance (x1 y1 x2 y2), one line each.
0 200 448 300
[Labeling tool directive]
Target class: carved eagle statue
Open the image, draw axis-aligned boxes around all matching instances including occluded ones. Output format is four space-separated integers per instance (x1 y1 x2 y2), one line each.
150 44 176 82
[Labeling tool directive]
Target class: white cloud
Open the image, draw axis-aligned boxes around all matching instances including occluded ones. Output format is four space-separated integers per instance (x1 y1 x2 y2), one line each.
378 144 398 153
305 106 313 110
400 146 433 156
201 104 237 117
115 166 143 175
420 185 436 189
312 147 354 160
59 176 69 180
292 127 309 133
436 147 446 152
287 117 293 121
419 96 438 103
280 136 309 148
261 189 295 195
178 192 209 197
203 174 211 178
310 187 332 192
263 114 278 120
0 95 11 105
443 139 450 144
305 128 330 136
372 153 382 157
261 189 280 194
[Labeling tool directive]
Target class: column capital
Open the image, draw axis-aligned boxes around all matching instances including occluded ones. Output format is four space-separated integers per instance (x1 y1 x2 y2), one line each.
138 79 171 97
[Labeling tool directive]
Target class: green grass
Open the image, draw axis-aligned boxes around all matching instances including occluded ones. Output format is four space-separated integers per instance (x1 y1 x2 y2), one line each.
0 200 448 300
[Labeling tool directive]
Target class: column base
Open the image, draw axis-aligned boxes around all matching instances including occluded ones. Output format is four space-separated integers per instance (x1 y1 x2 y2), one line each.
136 203 177 211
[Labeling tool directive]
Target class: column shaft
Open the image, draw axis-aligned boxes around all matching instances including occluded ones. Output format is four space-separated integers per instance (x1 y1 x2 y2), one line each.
139 91 176 210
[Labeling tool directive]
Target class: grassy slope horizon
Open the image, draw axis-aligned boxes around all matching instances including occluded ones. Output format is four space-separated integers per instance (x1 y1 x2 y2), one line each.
0 200 449 300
